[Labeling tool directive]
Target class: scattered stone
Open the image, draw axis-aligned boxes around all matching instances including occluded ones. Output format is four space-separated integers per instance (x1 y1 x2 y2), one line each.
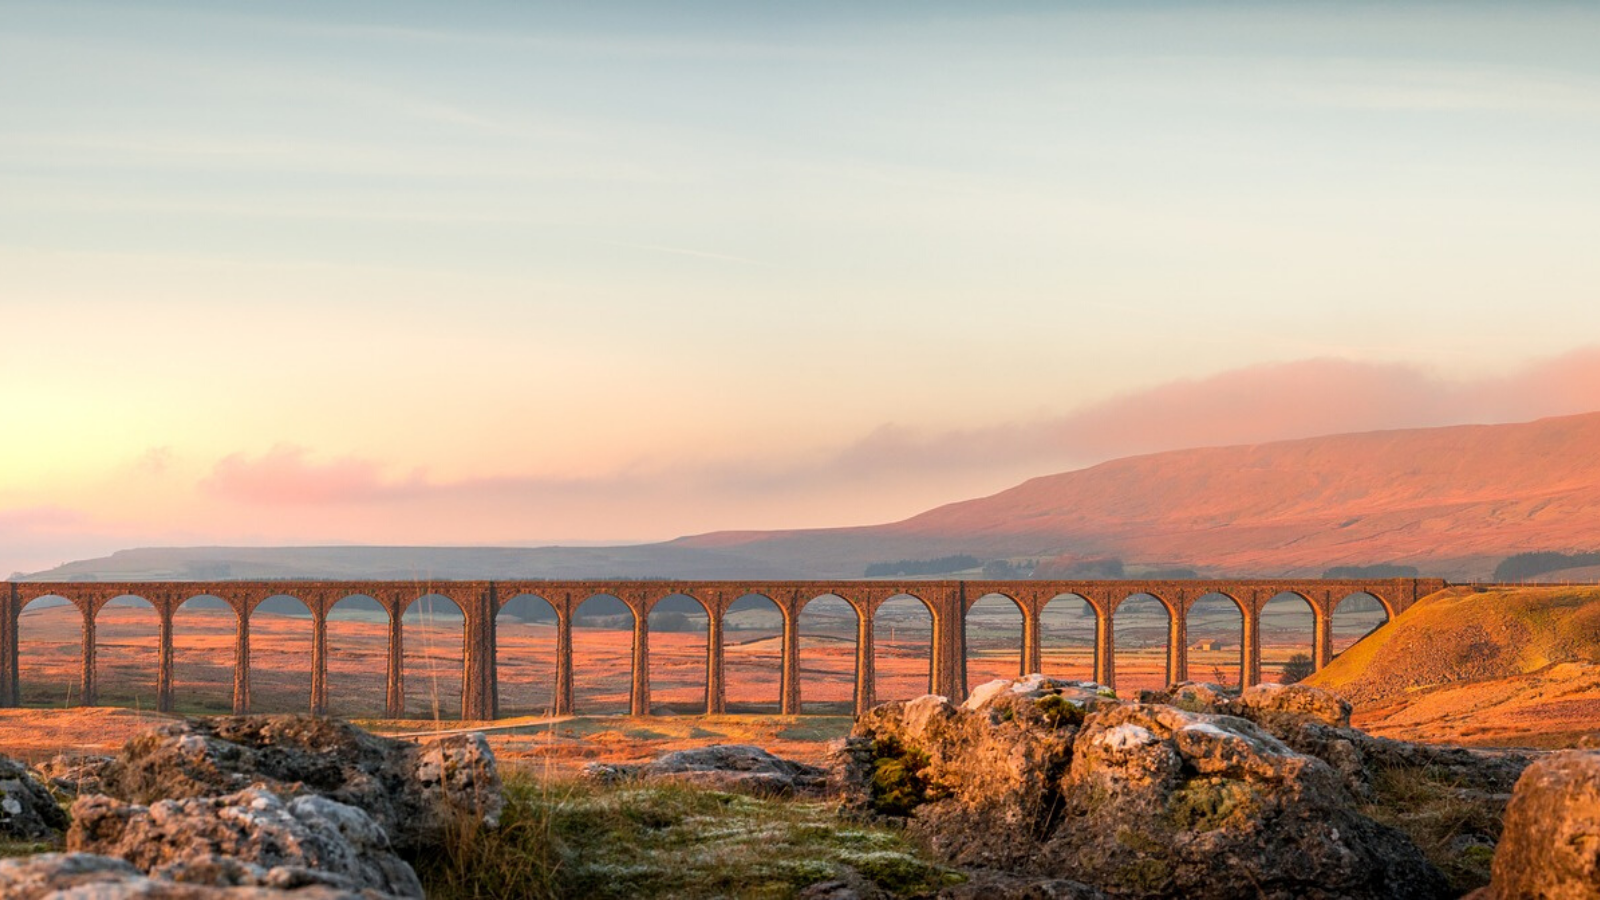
0 754 69 840
0 851 379 898
33 753 114 798
97 715 501 854
585 744 827 796
1488 750 1600 899
69 786 422 898
841 676 1456 899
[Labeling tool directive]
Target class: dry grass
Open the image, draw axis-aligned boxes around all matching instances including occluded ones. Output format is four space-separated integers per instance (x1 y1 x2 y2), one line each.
1361 763 1506 895
415 773 959 900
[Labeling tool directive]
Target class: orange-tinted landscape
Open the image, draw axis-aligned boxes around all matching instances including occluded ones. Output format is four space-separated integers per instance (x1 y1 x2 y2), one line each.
7 591 1388 767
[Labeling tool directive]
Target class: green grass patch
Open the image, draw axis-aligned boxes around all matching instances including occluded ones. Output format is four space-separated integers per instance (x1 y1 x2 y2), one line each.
414 772 958 899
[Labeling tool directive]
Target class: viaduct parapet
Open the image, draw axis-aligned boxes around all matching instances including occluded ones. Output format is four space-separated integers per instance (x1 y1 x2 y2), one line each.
0 578 1445 720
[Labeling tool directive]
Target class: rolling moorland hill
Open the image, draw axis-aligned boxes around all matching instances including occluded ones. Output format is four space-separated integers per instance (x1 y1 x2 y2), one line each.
1307 585 1600 748
23 412 1600 581
675 411 1600 579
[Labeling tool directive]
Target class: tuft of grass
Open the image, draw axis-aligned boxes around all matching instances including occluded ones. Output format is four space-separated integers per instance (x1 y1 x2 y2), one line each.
415 772 957 899
1360 764 1508 895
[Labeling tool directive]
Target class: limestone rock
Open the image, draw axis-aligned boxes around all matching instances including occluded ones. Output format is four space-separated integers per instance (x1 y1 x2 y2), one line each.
0 851 381 898
586 744 827 796
0 754 69 840
843 677 1454 900
848 682 1105 871
1148 681 1234 714
1489 750 1600 899
1227 682 1352 728
97 715 501 854
33 753 115 799
68 786 422 898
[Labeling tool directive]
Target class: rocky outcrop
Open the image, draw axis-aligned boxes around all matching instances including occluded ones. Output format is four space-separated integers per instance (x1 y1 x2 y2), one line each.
1485 750 1600 899
842 677 1455 900
1146 681 1530 802
68 786 422 898
0 851 390 898
97 715 501 855
0 755 69 840
585 744 828 796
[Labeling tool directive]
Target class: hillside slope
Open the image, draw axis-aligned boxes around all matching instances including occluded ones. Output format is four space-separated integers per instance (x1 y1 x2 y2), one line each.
677 411 1600 578
1307 585 1600 747
25 412 1600 581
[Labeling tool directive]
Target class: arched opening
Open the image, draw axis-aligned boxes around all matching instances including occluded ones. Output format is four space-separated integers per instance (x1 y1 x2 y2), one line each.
965 593 1024 691
873 594 933 702
402 594 465 721
1113 593 1170 694
496 593 558 717
326 595 389 718
1186 593 1243 688
247 595 314 714
573 594 633 715
16 594 80 707
1040 593 1096 682
725 593 782 714
95 595 159 709
172 595 237 714
647 593 708 714
799 594 858 714
1332 592 1390 657
1261 592 1316 684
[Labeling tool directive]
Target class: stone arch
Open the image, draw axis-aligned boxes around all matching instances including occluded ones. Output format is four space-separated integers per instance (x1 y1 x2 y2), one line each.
872 592 934 702
725 592 783 714
1040 592 1097 682
325 594 389 718
1260 591 1316 683
647 592 709 714
798 593 859 714
1185 592 1244 688
1331 591 1390 657
1112 592 1170 693
245 593 313 714
172 593 239 714
964 592 1024 691
495 592 558 717
402 593 465 720
15 593 79 707
572 593 634 715
95 594 159 709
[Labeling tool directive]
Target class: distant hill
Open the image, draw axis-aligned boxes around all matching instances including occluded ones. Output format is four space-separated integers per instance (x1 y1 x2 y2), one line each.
671 411 1600 580
23 412 1600 582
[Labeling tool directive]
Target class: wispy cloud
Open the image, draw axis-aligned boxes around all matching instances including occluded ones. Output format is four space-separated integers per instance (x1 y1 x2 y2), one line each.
203 445 427 505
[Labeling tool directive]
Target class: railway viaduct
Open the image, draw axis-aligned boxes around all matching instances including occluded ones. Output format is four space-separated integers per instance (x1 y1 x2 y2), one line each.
0 577 1445 721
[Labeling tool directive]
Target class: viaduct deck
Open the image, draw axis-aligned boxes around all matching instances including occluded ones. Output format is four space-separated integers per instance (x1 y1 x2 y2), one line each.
1 577 1445 720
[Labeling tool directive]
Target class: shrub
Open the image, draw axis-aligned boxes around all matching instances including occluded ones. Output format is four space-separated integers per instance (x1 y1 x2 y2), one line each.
1279 653 1315 684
